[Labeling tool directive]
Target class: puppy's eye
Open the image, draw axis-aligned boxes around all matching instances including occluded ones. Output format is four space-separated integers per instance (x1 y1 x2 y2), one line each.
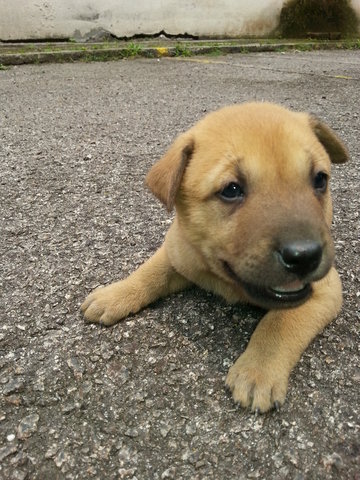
219 182 245 202
313 171 328 193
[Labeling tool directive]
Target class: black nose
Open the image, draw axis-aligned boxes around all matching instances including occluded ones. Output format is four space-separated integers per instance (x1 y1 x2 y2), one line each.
279 240 322 276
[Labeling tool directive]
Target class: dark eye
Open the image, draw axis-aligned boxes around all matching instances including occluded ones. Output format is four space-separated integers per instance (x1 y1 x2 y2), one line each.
313 171 328 193
219 182 245 202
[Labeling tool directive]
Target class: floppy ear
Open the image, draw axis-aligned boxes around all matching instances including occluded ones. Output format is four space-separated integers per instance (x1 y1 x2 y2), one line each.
309 116 349 164
146 133 194 212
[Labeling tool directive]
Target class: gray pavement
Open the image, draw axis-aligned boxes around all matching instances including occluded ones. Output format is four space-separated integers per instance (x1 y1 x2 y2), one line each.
0 50 359 479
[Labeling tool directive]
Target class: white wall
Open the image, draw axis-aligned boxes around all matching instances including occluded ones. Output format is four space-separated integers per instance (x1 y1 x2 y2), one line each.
0 0 359 41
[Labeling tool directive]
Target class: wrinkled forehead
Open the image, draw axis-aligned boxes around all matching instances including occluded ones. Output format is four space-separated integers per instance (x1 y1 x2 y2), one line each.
185 110 331 193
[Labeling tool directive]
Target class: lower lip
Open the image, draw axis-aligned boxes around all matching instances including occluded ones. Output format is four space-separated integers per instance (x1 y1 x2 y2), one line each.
222 261 312 307
244 282 312 305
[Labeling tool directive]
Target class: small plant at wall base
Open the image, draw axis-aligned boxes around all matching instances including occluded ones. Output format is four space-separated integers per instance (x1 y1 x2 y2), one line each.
208 47 222 56
123 43 143 57
279 0 359 37
174 44 192 57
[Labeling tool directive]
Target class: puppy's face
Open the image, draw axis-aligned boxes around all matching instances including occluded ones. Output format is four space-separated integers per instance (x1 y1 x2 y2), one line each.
147 103 348 309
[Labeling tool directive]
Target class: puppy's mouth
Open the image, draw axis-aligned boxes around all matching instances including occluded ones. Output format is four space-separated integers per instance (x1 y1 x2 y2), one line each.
222 261 312 308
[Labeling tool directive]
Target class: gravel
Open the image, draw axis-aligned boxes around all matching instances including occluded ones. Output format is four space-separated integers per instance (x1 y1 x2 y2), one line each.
0 50 359 479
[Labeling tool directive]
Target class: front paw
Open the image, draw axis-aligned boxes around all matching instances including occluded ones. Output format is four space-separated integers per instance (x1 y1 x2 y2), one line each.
225 352 289 413
81 281 140 326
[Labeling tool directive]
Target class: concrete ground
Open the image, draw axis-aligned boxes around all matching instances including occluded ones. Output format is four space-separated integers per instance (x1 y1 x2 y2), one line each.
0 50 359 480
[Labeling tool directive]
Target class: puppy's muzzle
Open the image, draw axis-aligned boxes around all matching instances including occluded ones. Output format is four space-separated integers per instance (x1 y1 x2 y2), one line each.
223 237 328 310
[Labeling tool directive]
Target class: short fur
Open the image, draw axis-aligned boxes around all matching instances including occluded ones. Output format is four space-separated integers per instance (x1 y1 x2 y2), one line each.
82 102 348 412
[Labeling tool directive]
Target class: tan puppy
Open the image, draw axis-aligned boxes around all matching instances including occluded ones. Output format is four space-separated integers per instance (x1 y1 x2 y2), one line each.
82 102 348 412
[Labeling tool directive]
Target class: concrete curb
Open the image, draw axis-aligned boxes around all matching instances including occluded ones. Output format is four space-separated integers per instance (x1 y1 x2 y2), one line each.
0 39 359 66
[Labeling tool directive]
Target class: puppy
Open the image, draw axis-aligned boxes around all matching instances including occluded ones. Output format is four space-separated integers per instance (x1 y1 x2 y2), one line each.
82 102 348 412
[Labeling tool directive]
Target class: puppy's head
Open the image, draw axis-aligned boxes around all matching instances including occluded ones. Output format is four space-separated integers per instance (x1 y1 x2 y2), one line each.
146 103 348 309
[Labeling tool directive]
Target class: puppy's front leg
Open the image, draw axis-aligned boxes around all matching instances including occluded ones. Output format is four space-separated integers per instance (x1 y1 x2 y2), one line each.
81 245 191 325
226 267 342 412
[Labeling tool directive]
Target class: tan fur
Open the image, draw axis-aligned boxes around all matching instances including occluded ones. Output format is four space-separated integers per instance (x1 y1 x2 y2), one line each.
81 102 348 412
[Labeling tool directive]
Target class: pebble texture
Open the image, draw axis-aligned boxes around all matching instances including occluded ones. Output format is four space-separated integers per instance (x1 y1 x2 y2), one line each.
0 51 359 479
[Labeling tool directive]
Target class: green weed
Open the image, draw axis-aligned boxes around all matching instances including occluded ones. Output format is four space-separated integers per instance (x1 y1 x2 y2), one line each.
174 44 192 57
208 47 222 56
123 42 143 57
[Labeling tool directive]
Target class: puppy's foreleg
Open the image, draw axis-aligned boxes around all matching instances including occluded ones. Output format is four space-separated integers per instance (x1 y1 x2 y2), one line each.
81 245 191 325
226 267 342 412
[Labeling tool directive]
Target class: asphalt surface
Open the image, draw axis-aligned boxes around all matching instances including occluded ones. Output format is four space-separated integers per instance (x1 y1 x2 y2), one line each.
1 50 359 479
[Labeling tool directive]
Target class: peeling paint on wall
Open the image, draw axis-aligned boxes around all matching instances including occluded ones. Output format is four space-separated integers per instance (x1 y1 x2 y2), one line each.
0 0 359 41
